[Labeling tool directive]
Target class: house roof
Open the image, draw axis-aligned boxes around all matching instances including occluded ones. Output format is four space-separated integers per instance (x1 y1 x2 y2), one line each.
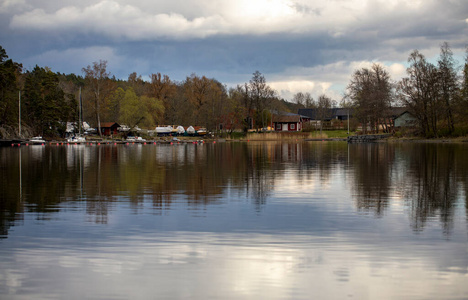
272 111 309 123
390 107 408 118
298 108 346 120
273 115 301 123
100 122 120 128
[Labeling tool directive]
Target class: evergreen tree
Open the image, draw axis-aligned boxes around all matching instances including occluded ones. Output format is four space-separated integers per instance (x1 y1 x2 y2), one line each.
0 46 22 134
23 66 73 136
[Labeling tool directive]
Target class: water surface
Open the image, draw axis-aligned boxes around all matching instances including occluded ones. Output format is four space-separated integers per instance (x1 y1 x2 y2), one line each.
0 142 467 299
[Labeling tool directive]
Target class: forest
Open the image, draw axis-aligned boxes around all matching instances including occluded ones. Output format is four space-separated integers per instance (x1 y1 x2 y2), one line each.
0 45 301 138
0 42 467 138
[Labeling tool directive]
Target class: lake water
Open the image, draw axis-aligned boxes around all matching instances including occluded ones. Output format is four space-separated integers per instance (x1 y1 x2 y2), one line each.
0 141 467 299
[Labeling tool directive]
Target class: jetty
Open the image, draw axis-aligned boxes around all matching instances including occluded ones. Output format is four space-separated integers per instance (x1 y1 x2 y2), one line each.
347 134 390 143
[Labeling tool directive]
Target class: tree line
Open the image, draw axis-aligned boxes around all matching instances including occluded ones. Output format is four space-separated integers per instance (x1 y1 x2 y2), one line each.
1 42 467 138
0 46 301 138
346 42 468 137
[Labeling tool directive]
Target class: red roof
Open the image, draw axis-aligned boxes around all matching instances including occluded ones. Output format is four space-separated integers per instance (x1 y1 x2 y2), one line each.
100 122 120 128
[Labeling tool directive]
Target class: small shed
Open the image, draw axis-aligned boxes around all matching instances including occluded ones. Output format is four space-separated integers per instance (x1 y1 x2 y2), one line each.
100 122 120 136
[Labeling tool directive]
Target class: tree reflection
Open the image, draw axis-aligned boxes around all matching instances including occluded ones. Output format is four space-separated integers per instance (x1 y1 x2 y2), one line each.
396 144 460 234
0 150 22 238
0 142 467 237
349 144 394 216
349 143 466 234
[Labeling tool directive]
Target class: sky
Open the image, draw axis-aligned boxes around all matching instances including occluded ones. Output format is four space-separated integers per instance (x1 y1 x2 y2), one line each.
1 0 467 102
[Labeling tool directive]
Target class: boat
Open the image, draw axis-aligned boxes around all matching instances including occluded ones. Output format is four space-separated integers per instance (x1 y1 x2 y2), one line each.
126 136 146 143
155 126 173 136
197 128 207 136
118 125 130 132
29 136 46 145
175 125 185 135
186 126 196 135
67 87 88 143
67 135 86 144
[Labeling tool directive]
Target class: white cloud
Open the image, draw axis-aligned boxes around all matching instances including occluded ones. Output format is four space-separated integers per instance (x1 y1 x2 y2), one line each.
4 0 467 100
11 0 299 39
268 59 412 101
9 0 454 40
270 80 334 101
387 63 407 81
0 0 30 13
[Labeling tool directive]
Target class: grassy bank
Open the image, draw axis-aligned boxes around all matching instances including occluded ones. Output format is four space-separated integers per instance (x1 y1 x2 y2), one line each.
233 130 353 141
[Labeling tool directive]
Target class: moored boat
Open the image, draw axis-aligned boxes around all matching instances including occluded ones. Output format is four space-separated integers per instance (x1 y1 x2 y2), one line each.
197 128 207 136
155 126 172 136
29 136 46 145
186 126 196 135
126 136 146 143
176 125 185 135
67 135 86 143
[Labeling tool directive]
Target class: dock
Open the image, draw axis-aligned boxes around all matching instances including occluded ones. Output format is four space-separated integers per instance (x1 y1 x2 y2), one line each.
347 134 391 143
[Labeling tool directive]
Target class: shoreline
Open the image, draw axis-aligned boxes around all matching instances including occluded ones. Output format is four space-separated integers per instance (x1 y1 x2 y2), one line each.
2 135 468 147
386 136 468 143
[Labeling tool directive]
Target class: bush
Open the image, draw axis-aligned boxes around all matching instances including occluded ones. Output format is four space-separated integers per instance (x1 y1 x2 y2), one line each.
452 126 468 137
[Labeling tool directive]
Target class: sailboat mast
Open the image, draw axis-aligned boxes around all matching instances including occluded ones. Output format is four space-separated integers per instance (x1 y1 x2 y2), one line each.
18 90 21 137
79 87 83 135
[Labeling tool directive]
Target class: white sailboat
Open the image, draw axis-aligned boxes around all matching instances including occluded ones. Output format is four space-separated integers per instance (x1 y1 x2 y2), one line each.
67 135 86 143
67 87 86 144
29 136 46 145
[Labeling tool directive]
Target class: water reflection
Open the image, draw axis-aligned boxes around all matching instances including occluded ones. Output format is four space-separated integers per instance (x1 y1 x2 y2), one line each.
1 142 467 299
393 144 464 234
347 143 468 234
349 144 395 216
1 142 468 237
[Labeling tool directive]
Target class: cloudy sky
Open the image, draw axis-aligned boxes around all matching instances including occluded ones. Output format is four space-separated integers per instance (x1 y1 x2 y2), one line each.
1 0 467 101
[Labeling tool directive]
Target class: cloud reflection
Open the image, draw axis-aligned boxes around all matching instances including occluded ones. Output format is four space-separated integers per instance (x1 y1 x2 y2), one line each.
1 231 467 299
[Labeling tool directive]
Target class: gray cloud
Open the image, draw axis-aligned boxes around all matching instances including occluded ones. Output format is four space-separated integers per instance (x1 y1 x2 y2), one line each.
1 0 467 101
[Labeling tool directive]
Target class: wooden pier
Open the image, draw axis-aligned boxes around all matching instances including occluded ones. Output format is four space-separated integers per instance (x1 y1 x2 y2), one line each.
347 134 391 143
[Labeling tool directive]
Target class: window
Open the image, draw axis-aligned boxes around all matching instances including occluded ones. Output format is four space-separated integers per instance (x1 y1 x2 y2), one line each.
290 123 295 130
276 124 281 130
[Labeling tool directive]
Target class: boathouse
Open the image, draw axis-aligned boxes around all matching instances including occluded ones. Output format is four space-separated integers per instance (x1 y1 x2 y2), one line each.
100 122 120 136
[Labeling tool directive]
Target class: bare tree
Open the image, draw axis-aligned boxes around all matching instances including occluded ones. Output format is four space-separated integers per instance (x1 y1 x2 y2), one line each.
149 73 176 124
183 74 226 129
304 92 315 108
398 50 440 137
82 60 112 137
226 87 248 133
249 71 275 130
184 74 210 125
127 72 146 96
461 47 468 117
437 42 458 134
292 92 315 108
293 92 305 106
347 63 393 133
317 94 332 135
